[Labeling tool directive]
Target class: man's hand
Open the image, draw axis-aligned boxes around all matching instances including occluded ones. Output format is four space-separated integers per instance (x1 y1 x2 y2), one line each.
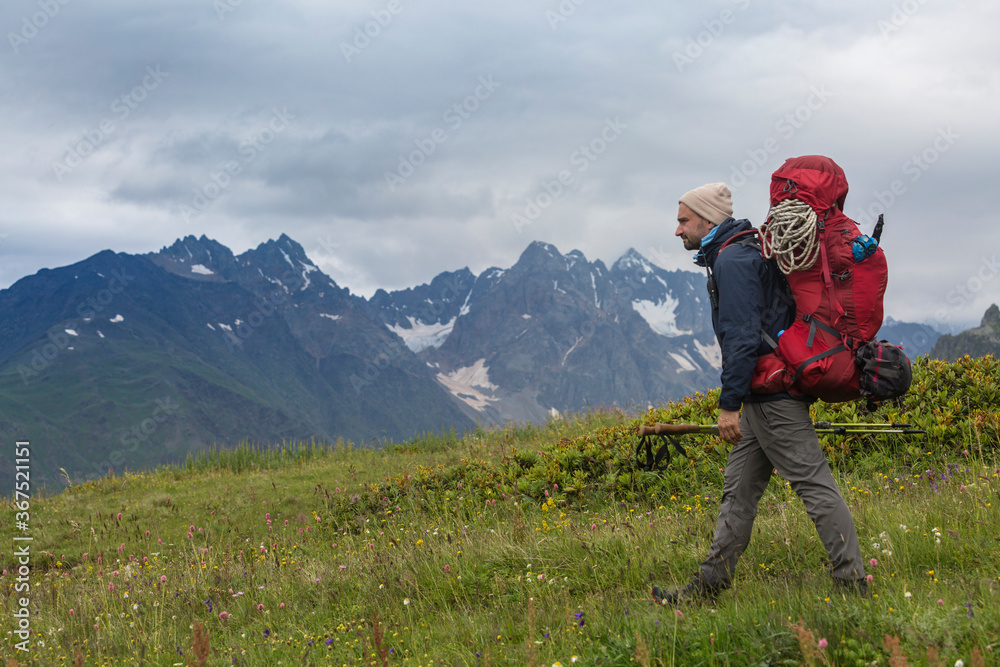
718 408 742 445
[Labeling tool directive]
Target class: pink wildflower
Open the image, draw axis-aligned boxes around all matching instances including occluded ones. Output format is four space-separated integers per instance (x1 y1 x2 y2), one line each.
818 638 828 649
870 558 878 567
674 609 683 618
257 603 264 611
160 575 167 583
108 583 114 592
866 574 874 584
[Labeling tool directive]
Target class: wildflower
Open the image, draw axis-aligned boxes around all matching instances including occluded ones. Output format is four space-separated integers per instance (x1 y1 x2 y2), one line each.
905 591 912 599
69 609 74 616
674 609 683 618
866 575 874 584
818 638 828 649
403 598 410 606
108 583 114 592
160 575 167 584
280 602 285 609
955 661 964 667
257 604 264 611
870 558 878 568
938 599 944 605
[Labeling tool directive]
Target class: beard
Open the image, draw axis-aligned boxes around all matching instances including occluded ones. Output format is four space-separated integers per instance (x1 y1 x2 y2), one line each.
680 235 701 251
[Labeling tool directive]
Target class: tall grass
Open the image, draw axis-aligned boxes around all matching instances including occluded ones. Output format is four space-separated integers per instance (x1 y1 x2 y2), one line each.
2 358 999 665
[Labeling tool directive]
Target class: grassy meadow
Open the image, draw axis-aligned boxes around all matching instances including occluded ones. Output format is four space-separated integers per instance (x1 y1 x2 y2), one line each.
2 355 999 666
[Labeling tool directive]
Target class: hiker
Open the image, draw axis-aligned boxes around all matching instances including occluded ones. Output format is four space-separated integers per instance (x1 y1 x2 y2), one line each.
651 182 867 606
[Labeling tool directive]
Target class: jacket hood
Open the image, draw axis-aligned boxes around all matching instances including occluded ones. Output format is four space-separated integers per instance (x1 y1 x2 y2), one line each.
769 155 849 212
695 217 753 268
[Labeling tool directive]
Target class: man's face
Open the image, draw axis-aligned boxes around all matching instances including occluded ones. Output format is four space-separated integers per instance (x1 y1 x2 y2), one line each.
675 203 715 251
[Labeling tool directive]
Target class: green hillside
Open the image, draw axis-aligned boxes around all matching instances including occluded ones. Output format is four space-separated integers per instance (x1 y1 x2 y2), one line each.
1 356 998 665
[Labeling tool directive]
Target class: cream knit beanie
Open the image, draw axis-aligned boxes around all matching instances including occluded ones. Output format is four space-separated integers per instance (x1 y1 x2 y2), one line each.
679 183 733 226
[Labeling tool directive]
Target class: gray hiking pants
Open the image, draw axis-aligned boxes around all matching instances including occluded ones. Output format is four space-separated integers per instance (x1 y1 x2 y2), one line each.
699 398 866 588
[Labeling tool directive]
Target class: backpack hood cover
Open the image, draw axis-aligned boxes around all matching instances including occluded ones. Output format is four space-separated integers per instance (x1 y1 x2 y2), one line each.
770 155 849 213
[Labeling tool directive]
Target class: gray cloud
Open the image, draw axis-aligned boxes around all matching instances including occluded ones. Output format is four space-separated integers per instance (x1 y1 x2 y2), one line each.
1 0 997 329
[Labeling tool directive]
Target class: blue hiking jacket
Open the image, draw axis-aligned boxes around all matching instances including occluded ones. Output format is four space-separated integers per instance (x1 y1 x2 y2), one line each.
695 218 796 411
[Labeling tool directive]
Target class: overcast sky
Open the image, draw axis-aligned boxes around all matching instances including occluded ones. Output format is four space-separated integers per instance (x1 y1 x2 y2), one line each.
1 0 997 330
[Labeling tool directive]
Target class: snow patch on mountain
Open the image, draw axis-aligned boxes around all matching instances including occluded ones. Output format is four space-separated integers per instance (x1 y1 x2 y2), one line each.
436 359 498 411
390 316 456 353
669 351 698 373
694 339 722 369
191 264 213 275
632 295 690 336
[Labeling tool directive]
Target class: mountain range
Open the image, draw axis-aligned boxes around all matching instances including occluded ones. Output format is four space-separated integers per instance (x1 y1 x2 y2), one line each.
0 234 958 490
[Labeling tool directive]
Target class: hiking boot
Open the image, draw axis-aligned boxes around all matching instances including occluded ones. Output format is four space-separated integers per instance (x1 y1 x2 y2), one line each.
832 577 869 597
651 577 719 607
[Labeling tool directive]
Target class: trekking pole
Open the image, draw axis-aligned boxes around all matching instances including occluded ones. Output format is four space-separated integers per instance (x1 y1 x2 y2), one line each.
635 421 925 470
812 421 926 435
640 422 925 436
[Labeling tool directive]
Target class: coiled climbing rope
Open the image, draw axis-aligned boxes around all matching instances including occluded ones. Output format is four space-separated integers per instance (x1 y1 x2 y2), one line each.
760 198 820 273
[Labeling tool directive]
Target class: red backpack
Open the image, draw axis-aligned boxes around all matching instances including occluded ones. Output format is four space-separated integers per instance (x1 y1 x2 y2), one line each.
748 155 911 403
